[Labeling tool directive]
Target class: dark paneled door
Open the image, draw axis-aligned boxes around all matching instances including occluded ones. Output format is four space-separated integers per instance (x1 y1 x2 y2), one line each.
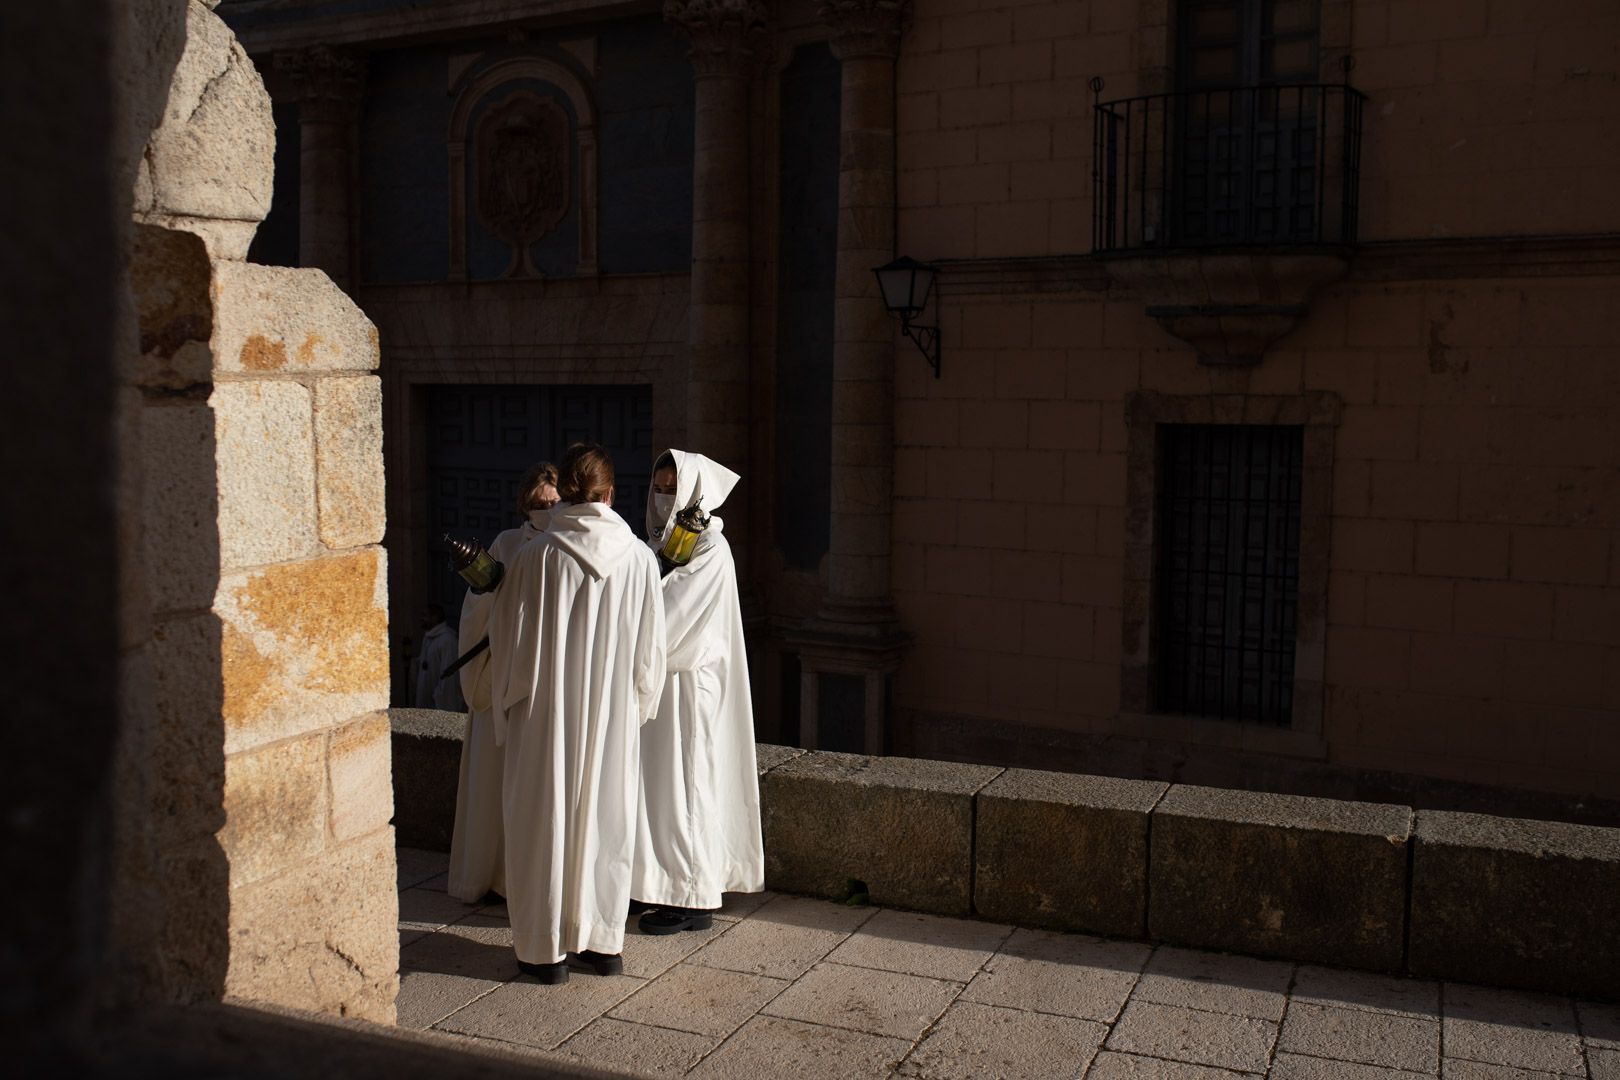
426 384 654 616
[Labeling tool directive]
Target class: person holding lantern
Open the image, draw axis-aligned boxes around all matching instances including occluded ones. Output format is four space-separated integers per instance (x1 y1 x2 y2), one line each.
447 461 559 904
487 443 667 982
631 449 764 934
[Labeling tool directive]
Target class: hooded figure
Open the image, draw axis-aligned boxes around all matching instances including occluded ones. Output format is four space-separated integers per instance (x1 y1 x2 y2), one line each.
487 445 666 982
632 449 764 933
448 464 558 904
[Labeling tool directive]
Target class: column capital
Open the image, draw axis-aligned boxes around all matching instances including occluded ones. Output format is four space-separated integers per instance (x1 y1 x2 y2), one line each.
819 0 907 61
664 0 770 78
277 45 367 109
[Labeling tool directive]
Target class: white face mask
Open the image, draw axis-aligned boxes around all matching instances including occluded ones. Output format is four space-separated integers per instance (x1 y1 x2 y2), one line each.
652 493 675 519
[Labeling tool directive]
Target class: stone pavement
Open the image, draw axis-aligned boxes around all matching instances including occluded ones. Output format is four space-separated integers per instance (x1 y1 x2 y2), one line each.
397 847 1619 1079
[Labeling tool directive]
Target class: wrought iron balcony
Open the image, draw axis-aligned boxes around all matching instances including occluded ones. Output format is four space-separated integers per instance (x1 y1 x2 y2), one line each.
1091 82 1367 254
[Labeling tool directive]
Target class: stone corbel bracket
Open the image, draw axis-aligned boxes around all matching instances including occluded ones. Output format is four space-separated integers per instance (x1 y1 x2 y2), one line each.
1105 248 1351 365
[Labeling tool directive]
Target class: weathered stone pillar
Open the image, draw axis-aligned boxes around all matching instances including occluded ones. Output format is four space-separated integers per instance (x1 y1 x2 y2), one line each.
280 45 364 289
665 0 763 499
790 0 908 754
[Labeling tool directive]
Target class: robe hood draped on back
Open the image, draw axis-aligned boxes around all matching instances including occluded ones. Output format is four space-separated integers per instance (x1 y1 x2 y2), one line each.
549 500 646 580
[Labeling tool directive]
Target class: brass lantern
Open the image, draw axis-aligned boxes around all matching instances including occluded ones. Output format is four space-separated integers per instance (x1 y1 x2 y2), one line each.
658 500 709 567
444 535 505 594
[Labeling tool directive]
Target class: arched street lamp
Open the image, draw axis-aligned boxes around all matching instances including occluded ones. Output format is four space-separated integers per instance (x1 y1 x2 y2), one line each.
873 255 940 379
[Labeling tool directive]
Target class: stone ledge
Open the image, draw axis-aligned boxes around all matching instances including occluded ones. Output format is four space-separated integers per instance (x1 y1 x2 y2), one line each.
761 751 1002 915
975 769 1166 938
1149 785 1411 972
1408 810 1620 998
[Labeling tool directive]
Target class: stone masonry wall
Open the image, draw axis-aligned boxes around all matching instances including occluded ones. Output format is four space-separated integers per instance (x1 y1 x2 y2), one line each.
892 272 1620 800
127 0 397 1021
894 0 1620 260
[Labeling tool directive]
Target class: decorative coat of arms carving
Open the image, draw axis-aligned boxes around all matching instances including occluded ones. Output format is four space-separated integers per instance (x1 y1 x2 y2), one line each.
474 92 572 277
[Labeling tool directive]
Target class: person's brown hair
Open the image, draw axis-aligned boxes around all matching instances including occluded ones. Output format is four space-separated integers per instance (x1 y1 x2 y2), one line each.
515 461 560 514
557 443 615 504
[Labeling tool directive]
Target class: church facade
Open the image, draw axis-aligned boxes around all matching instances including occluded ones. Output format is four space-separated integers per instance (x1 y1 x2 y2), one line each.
222 0 1620 807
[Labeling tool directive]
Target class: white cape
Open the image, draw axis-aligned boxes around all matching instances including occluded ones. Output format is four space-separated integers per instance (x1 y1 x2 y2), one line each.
488 501 667 963
448 514 545 902
633 450 764 909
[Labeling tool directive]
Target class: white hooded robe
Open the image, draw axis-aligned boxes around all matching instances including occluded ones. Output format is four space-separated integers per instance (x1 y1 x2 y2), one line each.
448 512 547 902
632 450 764 910
488 501 666 963
415 621 464 711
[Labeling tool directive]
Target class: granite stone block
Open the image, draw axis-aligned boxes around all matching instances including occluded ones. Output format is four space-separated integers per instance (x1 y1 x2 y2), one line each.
761 751 1002 915
389 708 466 852
1409 810 1620 998
1148 785 1411 971
975 768 1167 937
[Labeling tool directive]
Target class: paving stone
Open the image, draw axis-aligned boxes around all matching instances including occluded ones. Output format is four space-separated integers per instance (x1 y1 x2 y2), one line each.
825 908 1014 982
1589 1048 1620 1080
689 894 876 980
1441 1061 1584 1079
1105 1000 1279 1073
559 1016 720 1076
1291 965 1442 1019
715 890 775 921
1131 946 1294 1021
435 971 646 1050
1441 984 1584 1075
395 969 499 1030
400 917 516 981
620 916 731 979
414 872 449 893
1279 1002 1440 1073
609 964 788 1037
1581 1001 1620 1048
397 846 449 889
897 1000 1106 1079
961 929 1148 1023
689 1015 908 1079
1271 1052 1431 1078
399 886 488 937
1086 1050 1260 1078
762 961 963 1041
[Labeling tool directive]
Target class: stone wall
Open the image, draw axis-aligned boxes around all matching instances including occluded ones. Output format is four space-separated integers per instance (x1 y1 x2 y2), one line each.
388 726 1620 999
894 0 1620 260
126 0 397 1022
885 0 1620 802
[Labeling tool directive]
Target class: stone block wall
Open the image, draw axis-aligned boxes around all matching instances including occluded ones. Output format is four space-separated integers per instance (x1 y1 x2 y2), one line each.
124 0 397 1023
895 0 1620 260
892 269 1620 800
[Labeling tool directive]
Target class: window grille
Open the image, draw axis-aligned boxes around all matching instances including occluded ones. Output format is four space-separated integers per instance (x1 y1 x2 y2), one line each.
1155 424 1303 725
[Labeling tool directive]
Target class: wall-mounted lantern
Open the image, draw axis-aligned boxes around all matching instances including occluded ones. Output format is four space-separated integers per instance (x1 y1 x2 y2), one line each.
873 255 940 379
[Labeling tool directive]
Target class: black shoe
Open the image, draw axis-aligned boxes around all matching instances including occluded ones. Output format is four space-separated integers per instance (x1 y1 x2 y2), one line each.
517 958 568 984
627 898 654 918
568 950 623 976
638 907 715 936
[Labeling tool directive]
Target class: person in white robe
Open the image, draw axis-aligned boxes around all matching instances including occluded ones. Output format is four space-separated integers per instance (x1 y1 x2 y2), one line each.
448 462 559 903
632 449 764 934
488 444 666 983
414 605 464 711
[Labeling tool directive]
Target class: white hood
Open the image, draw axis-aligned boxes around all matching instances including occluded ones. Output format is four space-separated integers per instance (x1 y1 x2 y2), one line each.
545 501 642 580
646 448 741 542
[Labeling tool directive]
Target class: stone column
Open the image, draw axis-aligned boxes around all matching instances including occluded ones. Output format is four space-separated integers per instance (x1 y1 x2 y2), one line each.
280 45 364 289
665 0 764 502
790 0 908 754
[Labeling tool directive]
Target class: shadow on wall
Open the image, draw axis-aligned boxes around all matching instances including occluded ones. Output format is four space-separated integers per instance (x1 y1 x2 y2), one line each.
127 223 232 1003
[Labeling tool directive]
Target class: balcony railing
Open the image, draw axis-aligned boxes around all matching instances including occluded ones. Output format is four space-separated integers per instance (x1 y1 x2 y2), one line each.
1091 83 1367 254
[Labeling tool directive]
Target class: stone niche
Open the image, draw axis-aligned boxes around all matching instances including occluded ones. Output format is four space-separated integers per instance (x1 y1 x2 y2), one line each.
1105 249 1350 365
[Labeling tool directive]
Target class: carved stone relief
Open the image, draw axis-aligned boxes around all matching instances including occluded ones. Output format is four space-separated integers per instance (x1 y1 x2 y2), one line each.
473 92 572 278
